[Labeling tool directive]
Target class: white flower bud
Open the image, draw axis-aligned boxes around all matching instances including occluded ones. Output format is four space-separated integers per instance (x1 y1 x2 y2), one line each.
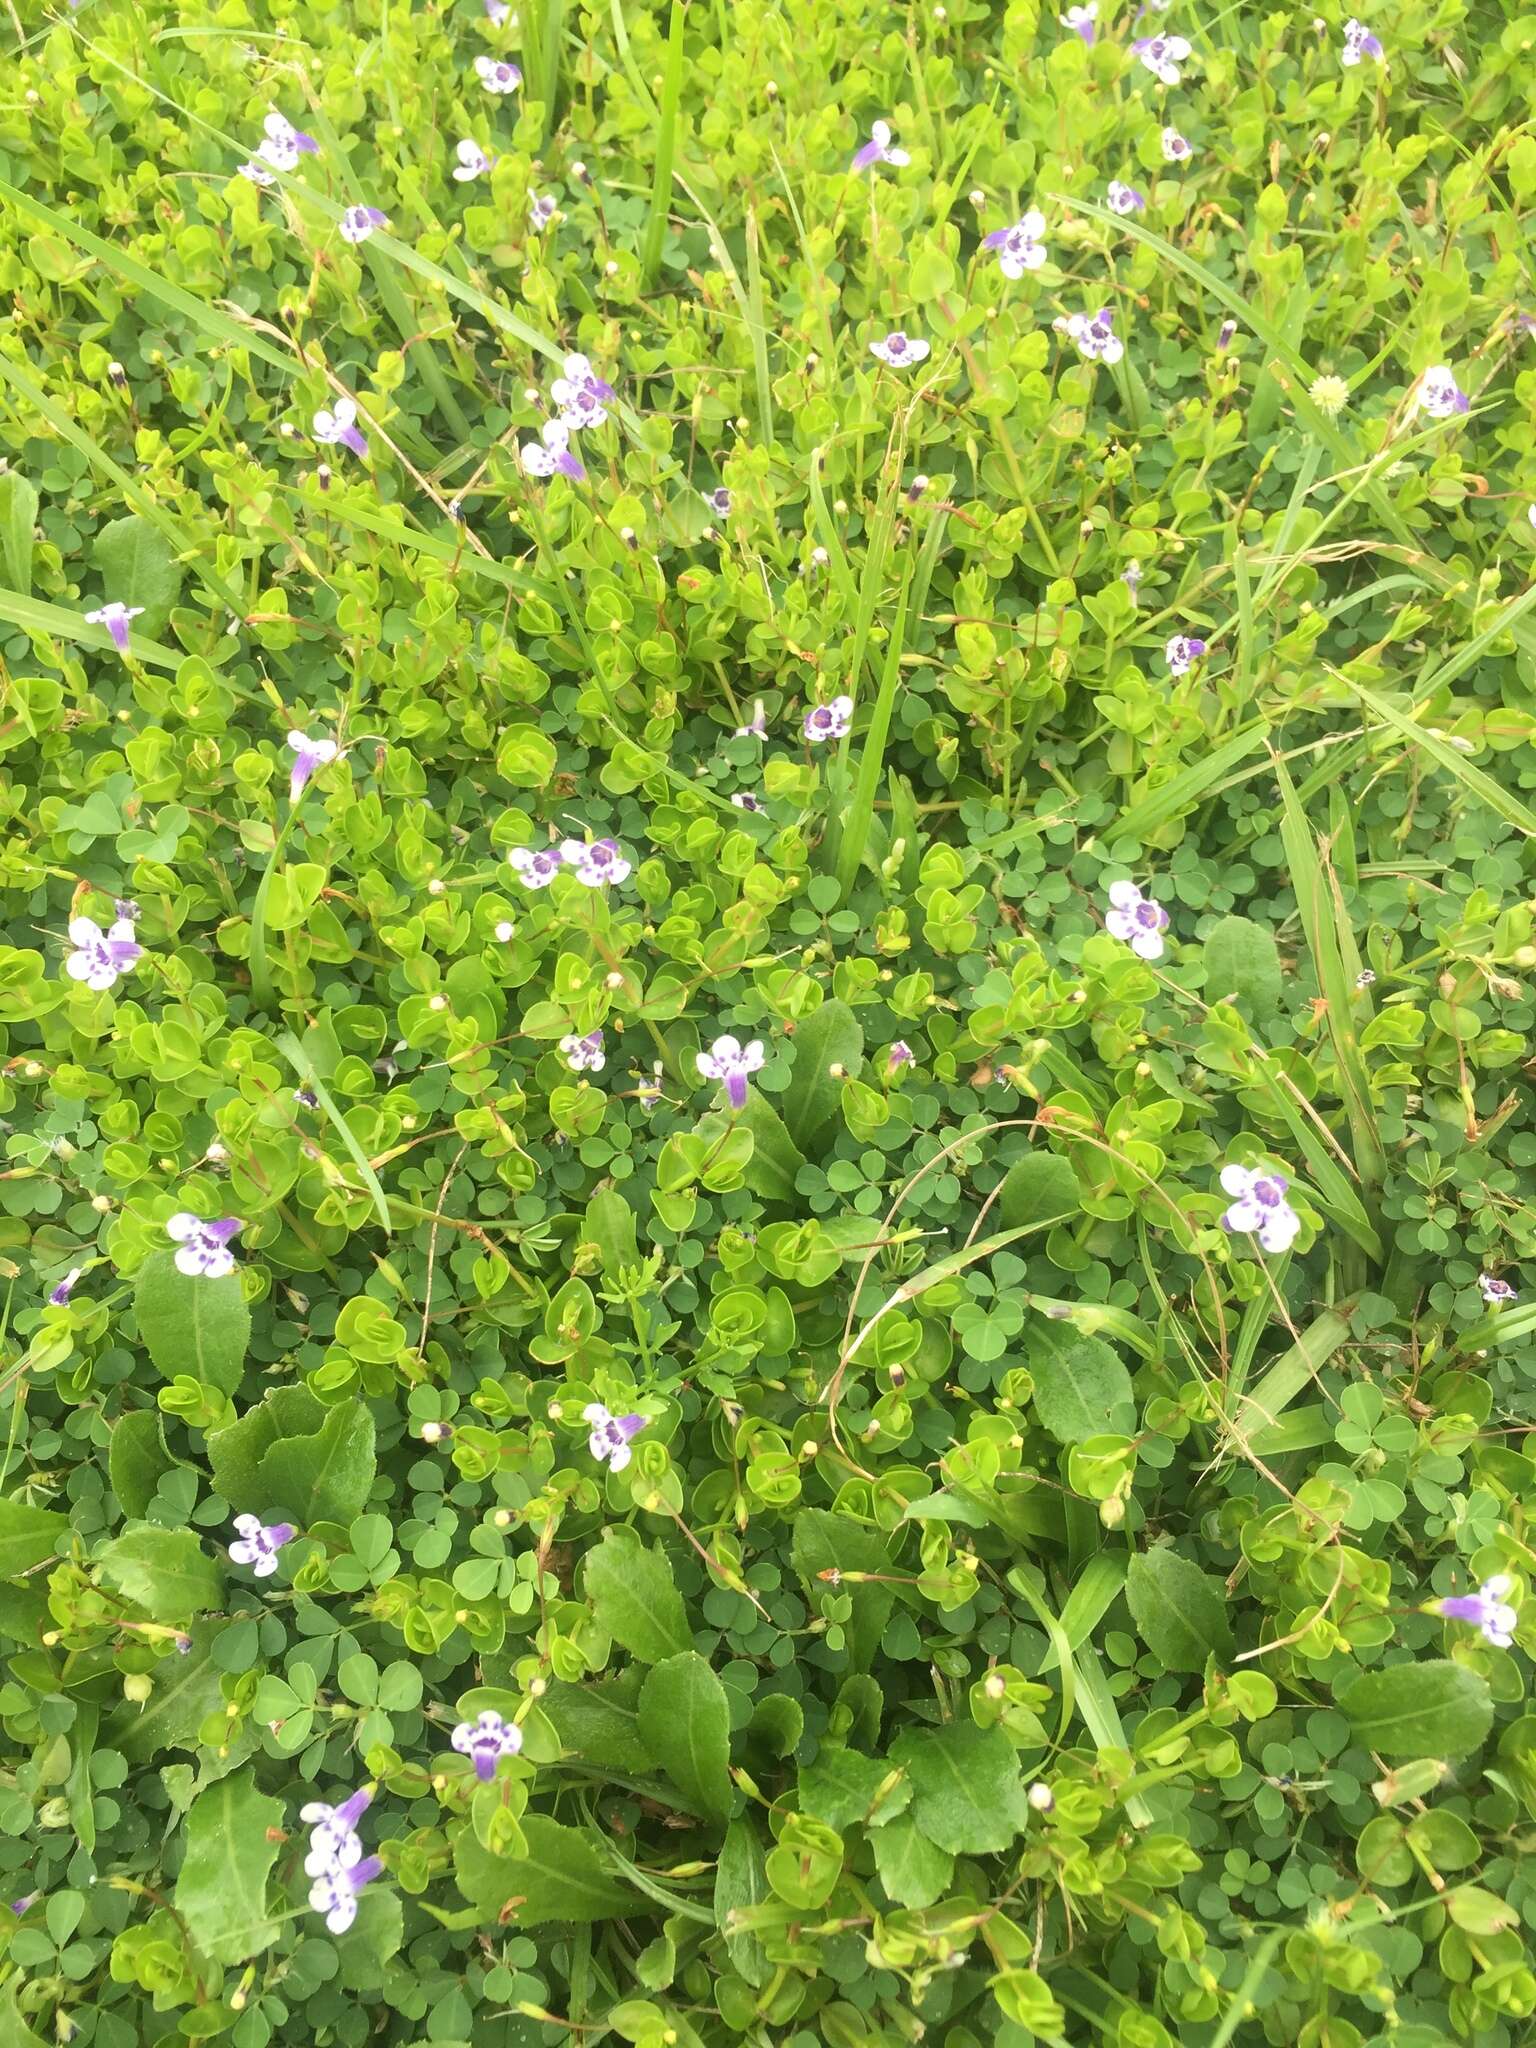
494 920 516 941
1027 1781 1055 1812
428 994 448 1011
427 878 446 895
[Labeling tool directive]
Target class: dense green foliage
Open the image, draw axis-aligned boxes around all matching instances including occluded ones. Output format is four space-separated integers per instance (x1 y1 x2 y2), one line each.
4 1 1536 2045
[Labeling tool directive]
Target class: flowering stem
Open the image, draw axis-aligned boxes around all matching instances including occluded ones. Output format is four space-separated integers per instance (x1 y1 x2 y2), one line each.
247 799 307 1011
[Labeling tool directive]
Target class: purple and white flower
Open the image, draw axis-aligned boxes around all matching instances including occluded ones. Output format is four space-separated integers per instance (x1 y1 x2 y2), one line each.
869 331 930 368
116 898 140 921
1059 308 1123 364
982 211 1047 278
1216 319 1237 351
552 353 617 428
1132 34 1191 84
560 1029 606 1073
453 139 495 182
1412 365 1470 419
562 837 631 886
851 119 910 172
1107 181 1145 215
228 1514 296 1579
888 1041 915 1075
287 729 341 802
520 419 585 480
309 1857 383 1935
484 0 509 20
735 699 768 738
1059 2 1096 42
1161 127 1193 162
84 602 145 654
451 1708 524 1782
1123 560 1143 603
166 1213 243 1279
705 486 732 518
529 192 557 228
49 1268 83 1306
584 1402 647 1472
731 791 764 811
238 159 275 187
338 205 388 245
65 915 141 991
1480 1272 1517 1307
300 1787 373 1875
804 695 853 743
697 1033 766 1110
313 397 368 458
474 53 522 93
1165 633 1207 675
1341 17 1383 64
1219 1166 1301 1254
257 112 319 173
508 845 565 888
1437 1573 1517 1649
1104 880 1169 961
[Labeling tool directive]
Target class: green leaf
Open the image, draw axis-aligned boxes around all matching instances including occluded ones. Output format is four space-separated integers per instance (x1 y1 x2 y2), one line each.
735 1090 808 1204
583 1526 691 1664
91 512 183 624
782 1000 864 1151
0 471 39 598
872 1813 955 1909
799 1746 910 1830
109 1411 179 1517
94 1525 223 1623
259 1402 377 1528
134 1251 250 1396
584 1187 640 1278
1029 1321 1135 1443
1339 1660 1493 1759
891 1720 1031 1855
102 1622 227 1762
1203 913 1284 1019
790 1509 894 1671
207 1387 326 1509
543 1672 653 1776
714 1819 770 1987
637 1652 733 1822
0 1497 68 1579
454 1815 633 1924
335 1888 404 1988
998 1152 1081 1233
173 1768 284 1963
0 1982 49 2048
1125 1548 1234 1673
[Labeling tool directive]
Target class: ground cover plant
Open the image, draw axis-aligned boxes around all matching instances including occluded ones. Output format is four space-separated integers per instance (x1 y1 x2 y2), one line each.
3 0 1536 2042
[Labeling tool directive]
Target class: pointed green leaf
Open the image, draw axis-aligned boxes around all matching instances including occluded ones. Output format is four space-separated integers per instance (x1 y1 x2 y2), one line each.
134 1251 250 1396
109 1411 180 1517
1203 913 1284 1019
583 1526 691 1664
0 471 39 598
1340 1661 1493 1759
714 1819 770 1987
454 1815 633 1923
782 1000 864 1150
638 1652 733 1822
0 1497 69 1579
1028 1321 1135 1443
1125 1547 1234 1672
890 1720 1031 1855
258 1402 376 1528
95 1525 223 1623
174 1769 284 1963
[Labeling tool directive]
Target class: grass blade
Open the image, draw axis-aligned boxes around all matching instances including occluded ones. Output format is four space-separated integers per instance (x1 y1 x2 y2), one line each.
640 0 686 288
0 590 185 671
1342 675 1536 837
275 1032 393 1234
1273 757 1387 1206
